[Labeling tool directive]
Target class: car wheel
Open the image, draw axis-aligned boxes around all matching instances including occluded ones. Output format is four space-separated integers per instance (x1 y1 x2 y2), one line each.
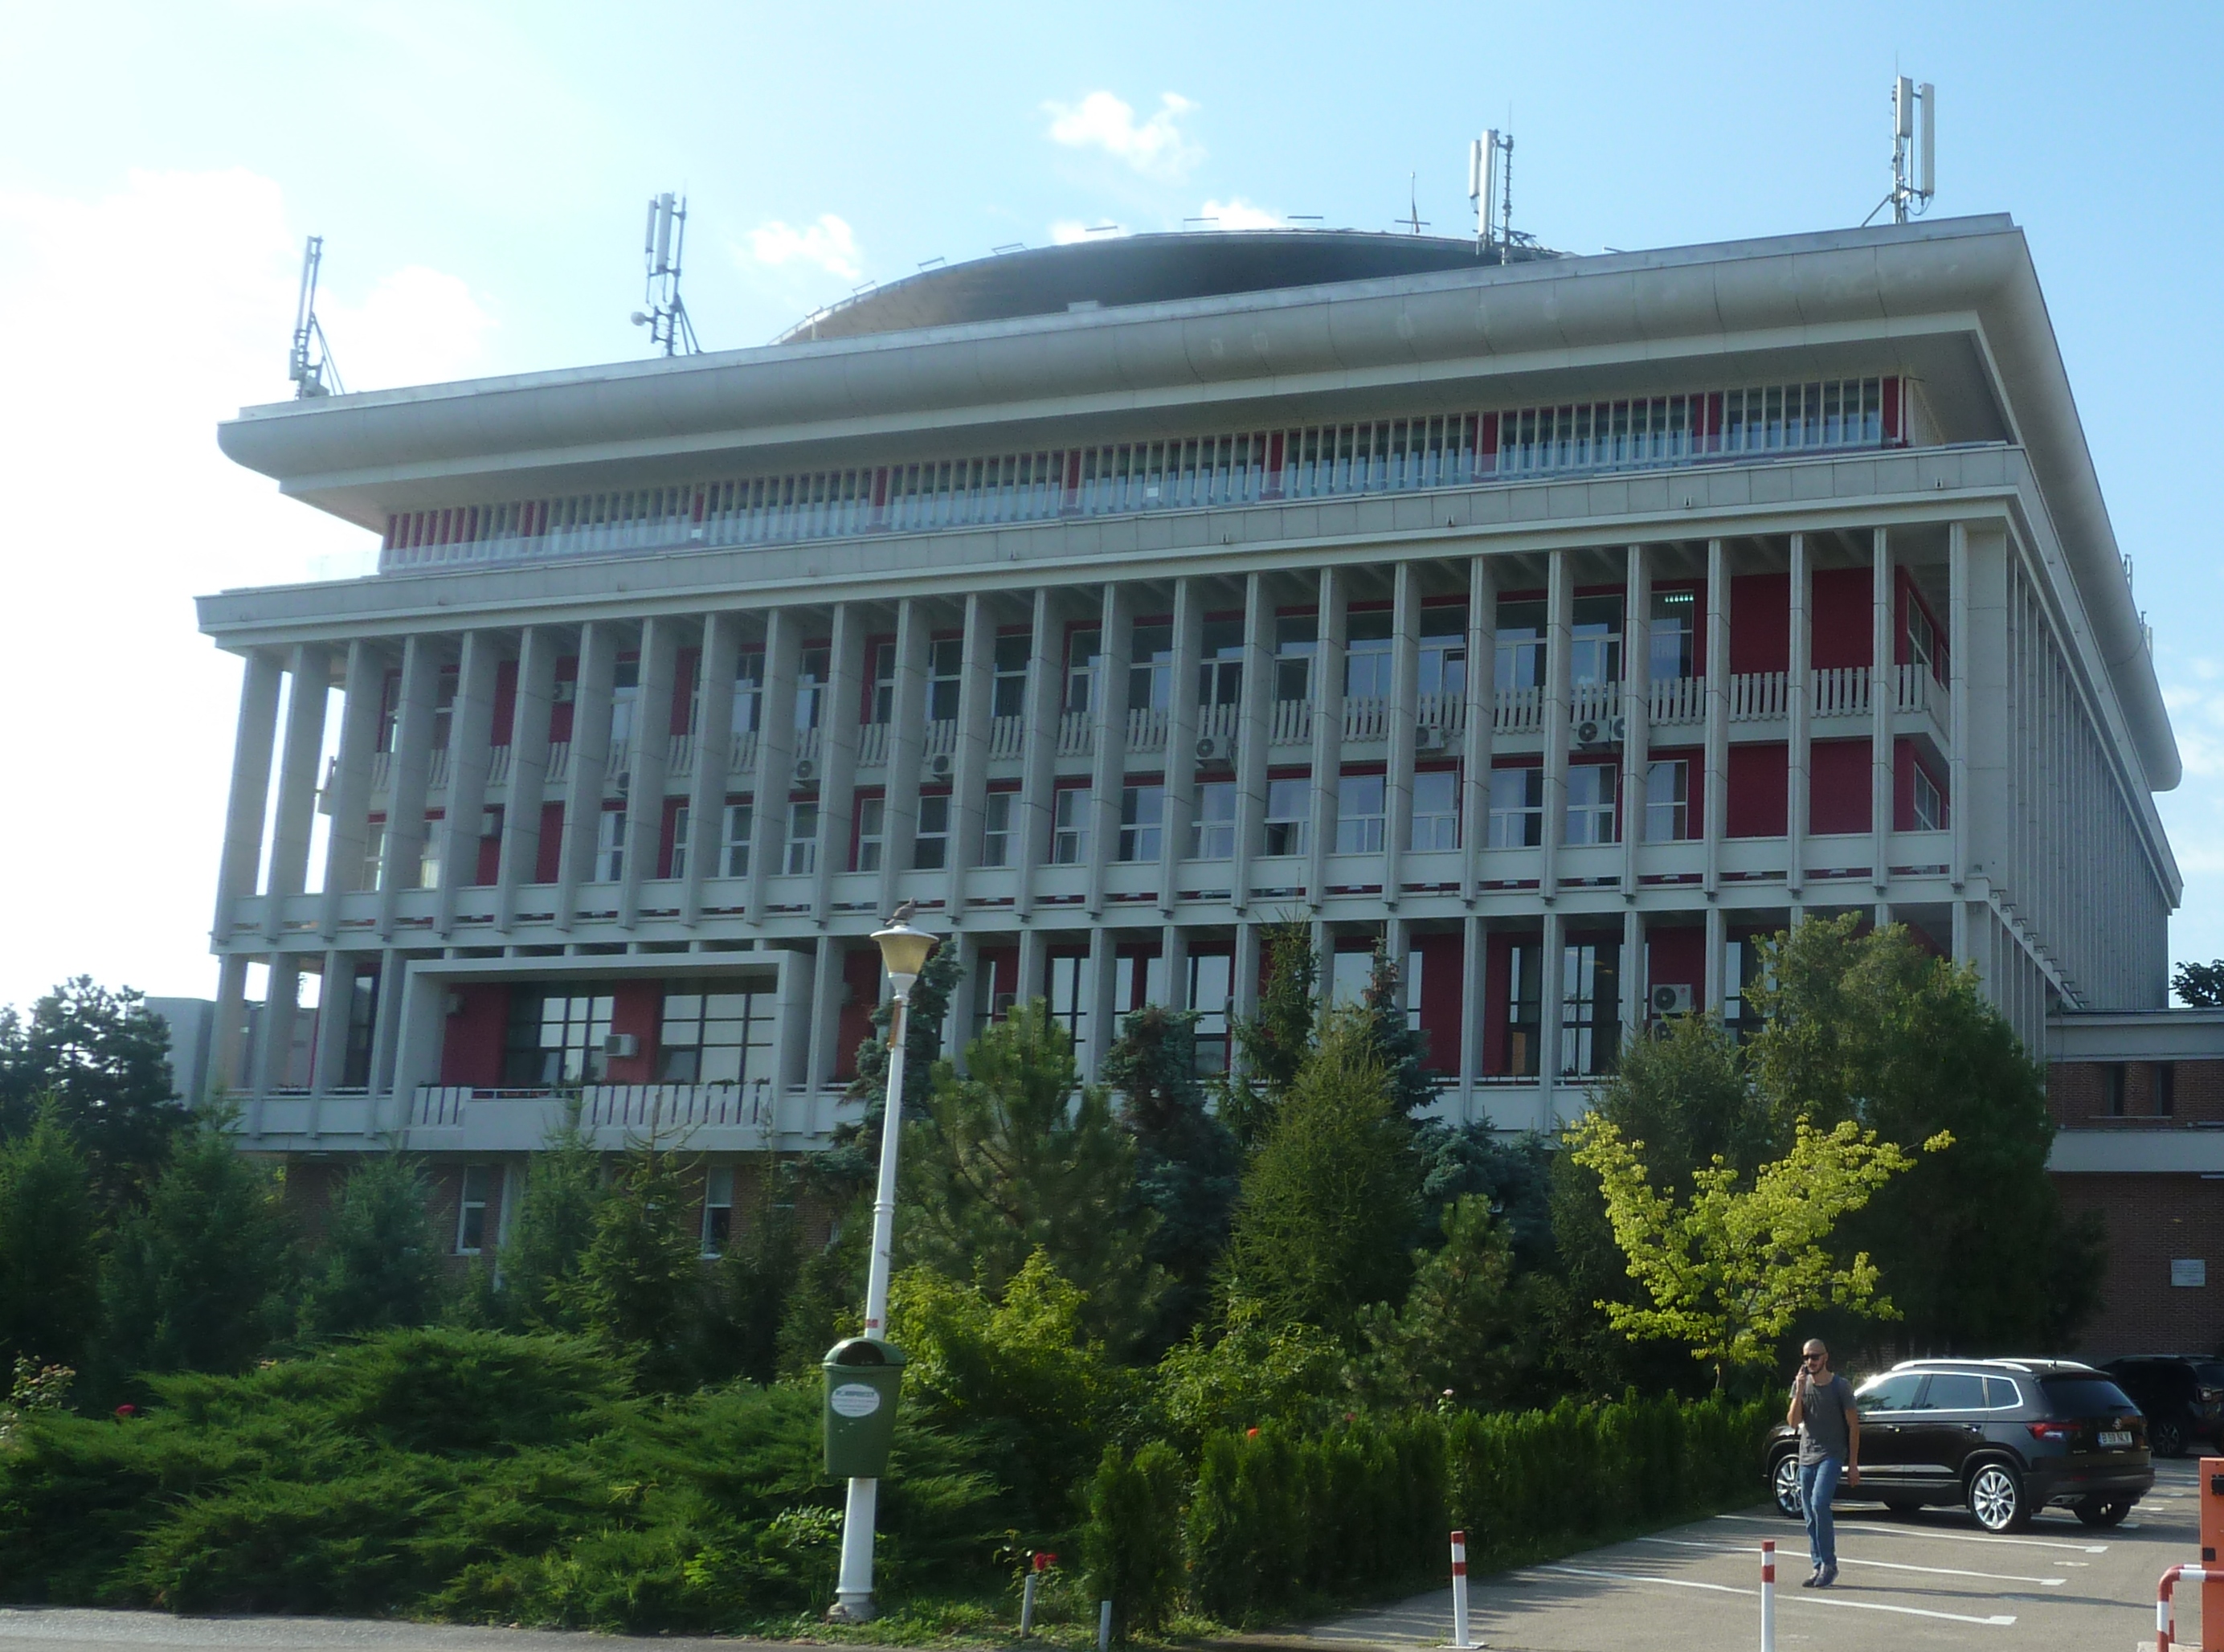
1772 1453 1804 1518
2152 1417 2186 1458
1967 1462 2030 1533
2074 1498 2132 1528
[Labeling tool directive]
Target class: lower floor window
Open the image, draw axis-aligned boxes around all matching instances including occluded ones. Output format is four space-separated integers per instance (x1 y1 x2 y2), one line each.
456 1163 493 1253
505 990 614 1086
658 989 777 1086
702 1163 735 1255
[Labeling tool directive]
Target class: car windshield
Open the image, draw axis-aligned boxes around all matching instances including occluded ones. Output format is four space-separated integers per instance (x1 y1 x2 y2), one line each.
2041 1377 2136 1416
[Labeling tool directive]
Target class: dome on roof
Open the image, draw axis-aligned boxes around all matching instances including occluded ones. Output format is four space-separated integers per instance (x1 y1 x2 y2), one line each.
776 229 1558 344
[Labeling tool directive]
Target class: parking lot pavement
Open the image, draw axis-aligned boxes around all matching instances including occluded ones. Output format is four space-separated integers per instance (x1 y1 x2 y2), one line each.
1303 1457 2209 1650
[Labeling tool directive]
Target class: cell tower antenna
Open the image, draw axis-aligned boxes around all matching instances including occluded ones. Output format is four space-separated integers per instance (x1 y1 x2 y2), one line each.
288 235 344 399
630 192 701 356
1396 170 1429 235
1866 76 1937 226
1466 129 1519 262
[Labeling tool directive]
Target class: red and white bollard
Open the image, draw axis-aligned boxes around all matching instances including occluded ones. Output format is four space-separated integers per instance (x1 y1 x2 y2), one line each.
2157 1564 2212 1650
1760 1540 1776 1652
1450 1529 1474 1649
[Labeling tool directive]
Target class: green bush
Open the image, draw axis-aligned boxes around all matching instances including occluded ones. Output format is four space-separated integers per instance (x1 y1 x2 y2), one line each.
1081 1441 1185 1638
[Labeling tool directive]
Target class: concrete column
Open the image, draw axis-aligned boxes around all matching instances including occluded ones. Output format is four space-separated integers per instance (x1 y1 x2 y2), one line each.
496 625 558 931
1788 534 1812 908
804 936 846 1096
1458 913 1484 1123
1158 579 1203 918
746 610 803 922
435 631 501 937
1305 567 1347 910
1621 546 1650 898
310 949 356 1094
1085 584 1132 920
1085 925 1118 1082
555 621 619 926
1016 926 1047 1016
254 959 303 1098
1949 521 1971 900
1703 539 1729 900
1383 563 1422 906
682 611 742 925
1540 550 1573 902
879 598 932 916
263 644 331 942
1233 918 1262 1034
366 945 409 1110
946 931 980 1063
948 595 995 918
1014 589 1060 922
1539 907 1564 1132
320 640 384 937
1704 903 1727 1016
1461 558 1498 903
377 636 442 941
810 604 866 924
211 952 253 1098
1871 527 1894 896
213 650 283 946
1621 906 1644 1045
619 615 680 927
1231 572 1273 914
1161 922 1191 1010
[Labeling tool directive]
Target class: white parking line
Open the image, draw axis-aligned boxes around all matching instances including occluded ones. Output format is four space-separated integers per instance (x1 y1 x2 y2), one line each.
1634 1534 2067 1585
1538 1564 2016 1626
1718 1512 2109 1553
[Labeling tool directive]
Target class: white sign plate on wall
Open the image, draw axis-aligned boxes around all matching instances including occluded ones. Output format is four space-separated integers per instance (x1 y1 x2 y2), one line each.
2172 1258 2207 1288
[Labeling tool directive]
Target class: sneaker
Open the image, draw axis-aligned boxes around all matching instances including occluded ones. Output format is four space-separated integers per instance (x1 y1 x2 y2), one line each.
1814 1565 1838 1589
1800 1569 1821 1589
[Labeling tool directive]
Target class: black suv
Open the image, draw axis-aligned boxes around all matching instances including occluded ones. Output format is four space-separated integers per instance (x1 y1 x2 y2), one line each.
1767 1359 2152 1532
2100 1356 2224 1458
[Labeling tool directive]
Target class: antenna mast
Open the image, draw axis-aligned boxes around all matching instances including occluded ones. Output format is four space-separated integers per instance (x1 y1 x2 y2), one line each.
1467 130 1518 262
631 192 700 356
288 235 344 399
1872 76 1937 225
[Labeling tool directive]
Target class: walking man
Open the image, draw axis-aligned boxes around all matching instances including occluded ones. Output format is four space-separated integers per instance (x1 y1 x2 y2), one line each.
1786 1338 1860 1588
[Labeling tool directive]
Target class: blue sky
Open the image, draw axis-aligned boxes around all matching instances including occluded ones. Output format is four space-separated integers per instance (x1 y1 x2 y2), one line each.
2 0 2219 1011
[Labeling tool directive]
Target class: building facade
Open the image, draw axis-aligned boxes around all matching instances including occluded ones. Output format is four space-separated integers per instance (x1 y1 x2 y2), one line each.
198 215 2181 1264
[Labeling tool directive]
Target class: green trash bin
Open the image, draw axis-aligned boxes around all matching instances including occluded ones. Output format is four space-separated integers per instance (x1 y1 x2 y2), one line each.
823 1337 907 1479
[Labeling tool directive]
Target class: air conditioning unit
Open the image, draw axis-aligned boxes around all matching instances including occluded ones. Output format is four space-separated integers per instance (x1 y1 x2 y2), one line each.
1609 715 1627 742
1415 725 1447 752
1575 718 1606 746
793 757 818 783
600 1032 639 1058
551 681 578 704
928 752 954 778
611 770 631 794
1196 734 1232 765
1650 983 1695 1016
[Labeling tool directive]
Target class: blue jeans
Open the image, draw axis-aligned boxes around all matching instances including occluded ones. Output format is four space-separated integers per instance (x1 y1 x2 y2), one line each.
1799 1457 1842 1571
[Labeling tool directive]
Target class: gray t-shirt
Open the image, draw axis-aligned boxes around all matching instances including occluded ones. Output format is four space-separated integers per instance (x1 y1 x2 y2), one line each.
1796 1374 1855 1466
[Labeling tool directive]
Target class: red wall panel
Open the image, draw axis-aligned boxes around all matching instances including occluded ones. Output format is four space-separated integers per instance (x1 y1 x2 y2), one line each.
1809 739 1871 835
1812 570 1871 669
1726 742 1789 837
837 947 881 1082
671 648 700 737
491 660 517 746
1729 575 1789 674
607 982 660 1083
1415 930 1463 1075
1645 925 1705 996
439 983 510 1086
535 803 565 884
1483 929 1511 1075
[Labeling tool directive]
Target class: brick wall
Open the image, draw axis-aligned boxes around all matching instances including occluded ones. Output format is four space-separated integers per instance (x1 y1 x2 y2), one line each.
2053 1173 2224 1358
2049 1059 2224 1127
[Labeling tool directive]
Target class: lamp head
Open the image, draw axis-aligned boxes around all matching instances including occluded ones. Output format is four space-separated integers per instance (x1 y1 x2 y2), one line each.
871 918 938 996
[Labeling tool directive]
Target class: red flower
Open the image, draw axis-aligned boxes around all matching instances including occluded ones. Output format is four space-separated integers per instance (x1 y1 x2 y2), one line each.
1246 1427 1260 1437
114 1405 137 1418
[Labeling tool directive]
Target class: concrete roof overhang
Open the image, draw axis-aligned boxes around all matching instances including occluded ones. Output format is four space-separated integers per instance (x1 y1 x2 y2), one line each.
213 214 2177 791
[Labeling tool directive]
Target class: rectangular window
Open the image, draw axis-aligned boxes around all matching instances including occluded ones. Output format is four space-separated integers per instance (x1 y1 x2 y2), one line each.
1911 763 1944 831
431 666 459 750
980 790 1015 866
363 820 386 890
595 808 626 881
794 646 831 730
1495 600 1545 690
1566 763 1619 845
609 659 640 750
868 641 897 724
1335 771 1386 853
504 989 614 1086
1560 940 1621 1076
1119 783 1164 861
1488 766 1543 846
1263 776 1309 857
2157 1062 2177 1118
732 650 765 735
991 632 1031 718
1907 599 1940 680
1650 589 1696 681
1418 604 1468 700
1406 947 1425 1032
1189 952 1232 1074
1191 779 1237 860
1645 759 1690 841
1507 943 1541 1076
1199 618 1245 707
722 801 753 877
1049 954 1086 1048
2103 1062 2127 1118
785 801 819 874
1346 610 1395 699
1276 614 1318 701
1065 626 1102 715
701 1163 734 1256
417 821 442 890
926 636 963 723
1130 623 1174 712
914 794 951 869
670 804 689 881
1570 595 1623 687
1053 786 1090 864
1330 948 1373 1006
456 1163 493 1253
659 989 776 1086
853 795 885 872
1411 768 1460 851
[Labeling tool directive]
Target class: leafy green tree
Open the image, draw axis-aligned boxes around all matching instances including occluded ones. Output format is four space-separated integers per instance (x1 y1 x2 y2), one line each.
1221 1009 1417 1343
498 1118 604 1331
1154 1300 1347 1446
1221 919 1318 1147
902 1001 1163 1352
775 1195 866 1376
0 979 182 1208
1357 943 1438 1116
100 1116 296 1379
298 1152 448 1340
1352 1194 1531 1411
566 1145 705 1390
1749 915 2102 1351
705 1161 803 1384
1568 1112 1943 1389
0 1110 102 1373
1102 1004 1238 1349
2175 960 2224 1008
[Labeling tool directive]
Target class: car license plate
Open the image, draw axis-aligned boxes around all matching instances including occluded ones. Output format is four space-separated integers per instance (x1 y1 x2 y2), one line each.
2099 1429 2133 1448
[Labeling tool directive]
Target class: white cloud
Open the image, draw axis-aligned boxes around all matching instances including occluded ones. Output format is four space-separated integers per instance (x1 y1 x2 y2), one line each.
1043 91 1201 180
742 214 862 282
1199 197 1282 231
324 265 494 391
1049 220 1094 246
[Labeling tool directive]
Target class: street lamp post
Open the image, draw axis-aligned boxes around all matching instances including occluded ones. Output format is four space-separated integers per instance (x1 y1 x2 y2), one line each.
830 913 938 1623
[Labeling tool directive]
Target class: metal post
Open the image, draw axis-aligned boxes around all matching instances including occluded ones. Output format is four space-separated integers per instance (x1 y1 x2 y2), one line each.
1097 1599 1112 1652
1450 1528 1473 1649
1760 1540 1775 1652
1020 1556 1044 1634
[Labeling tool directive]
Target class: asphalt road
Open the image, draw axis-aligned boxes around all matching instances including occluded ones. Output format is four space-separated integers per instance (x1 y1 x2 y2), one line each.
1306 1455 2211 1650
0 1616 778 1652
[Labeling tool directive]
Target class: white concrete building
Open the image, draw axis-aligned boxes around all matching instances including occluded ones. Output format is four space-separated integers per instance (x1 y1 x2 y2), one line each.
198 215 2179 1188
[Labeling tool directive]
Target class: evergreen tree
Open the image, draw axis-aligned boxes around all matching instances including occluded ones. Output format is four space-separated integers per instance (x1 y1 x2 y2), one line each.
100 1116 295 1379
1220 1008 1418 1343
1357 943 1438 1116
775 1195 867 1376
901 1000 1164 1352
1102 1004 1239 1349
1593 1012 1778 1192
847 939 963 1134
1411 1122 1556 1265
566 1144 705 1391
0 1110 101 1373
298 1153 448 1339
1221 918 1318 1147
707 1167 802 1384
0 979 182 1208
1352 1194 1531 1410
498 1119 604 1331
